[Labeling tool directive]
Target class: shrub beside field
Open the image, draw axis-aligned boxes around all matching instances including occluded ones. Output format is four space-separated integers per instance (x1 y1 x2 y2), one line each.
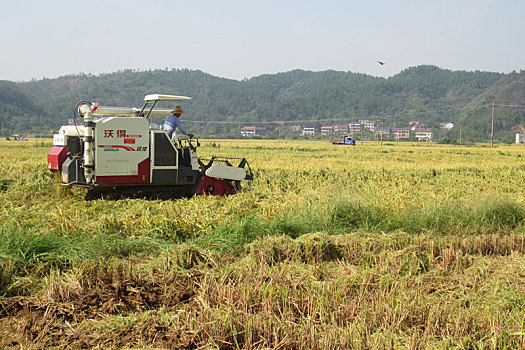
1 139 525 348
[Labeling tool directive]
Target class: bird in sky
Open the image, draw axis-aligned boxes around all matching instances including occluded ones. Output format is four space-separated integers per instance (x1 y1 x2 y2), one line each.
377 61 386 65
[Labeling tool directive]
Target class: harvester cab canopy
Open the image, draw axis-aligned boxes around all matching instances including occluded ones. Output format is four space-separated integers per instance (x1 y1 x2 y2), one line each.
91 94 192 121
143 94 192 101
139 94 192 120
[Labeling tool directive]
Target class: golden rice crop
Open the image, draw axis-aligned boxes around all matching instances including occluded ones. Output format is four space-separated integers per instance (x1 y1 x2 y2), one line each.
1 138 525 348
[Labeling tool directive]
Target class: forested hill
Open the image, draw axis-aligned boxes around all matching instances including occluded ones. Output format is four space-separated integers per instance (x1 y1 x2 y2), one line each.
1 65 525 141
0 81 49 132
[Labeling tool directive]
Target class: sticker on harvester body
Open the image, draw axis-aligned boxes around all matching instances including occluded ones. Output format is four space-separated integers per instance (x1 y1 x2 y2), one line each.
95 117 149 178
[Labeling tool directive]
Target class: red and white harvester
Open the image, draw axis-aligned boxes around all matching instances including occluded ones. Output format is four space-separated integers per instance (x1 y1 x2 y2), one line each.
47 94 252 199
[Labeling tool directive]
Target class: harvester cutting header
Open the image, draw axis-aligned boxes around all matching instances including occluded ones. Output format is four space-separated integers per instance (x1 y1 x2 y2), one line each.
48 94 252 199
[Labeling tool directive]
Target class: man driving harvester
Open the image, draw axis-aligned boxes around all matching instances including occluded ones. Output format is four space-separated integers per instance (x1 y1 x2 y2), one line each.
163 105 193 140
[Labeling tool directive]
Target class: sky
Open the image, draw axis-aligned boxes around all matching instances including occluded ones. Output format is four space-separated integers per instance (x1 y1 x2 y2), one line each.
1 0 524 82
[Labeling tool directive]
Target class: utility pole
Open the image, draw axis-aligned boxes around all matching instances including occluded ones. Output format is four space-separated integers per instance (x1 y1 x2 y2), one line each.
491 101 495 148
361 123 364 146
380 119 384 147
459 125 462 145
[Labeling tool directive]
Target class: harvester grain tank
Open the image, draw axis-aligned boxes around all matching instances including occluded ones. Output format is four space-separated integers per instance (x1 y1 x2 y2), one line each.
47 94 253 199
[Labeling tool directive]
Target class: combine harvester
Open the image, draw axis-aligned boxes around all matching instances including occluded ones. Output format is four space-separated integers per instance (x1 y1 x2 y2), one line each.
48 94 253 199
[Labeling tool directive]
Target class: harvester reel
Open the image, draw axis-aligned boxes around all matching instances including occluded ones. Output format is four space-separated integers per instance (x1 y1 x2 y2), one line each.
198 176 236 196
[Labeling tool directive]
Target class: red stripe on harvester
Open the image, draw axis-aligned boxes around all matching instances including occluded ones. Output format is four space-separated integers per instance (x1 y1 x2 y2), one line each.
97 145 135 151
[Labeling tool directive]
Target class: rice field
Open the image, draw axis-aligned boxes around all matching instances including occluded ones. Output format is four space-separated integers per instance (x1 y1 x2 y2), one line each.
1 138 525 349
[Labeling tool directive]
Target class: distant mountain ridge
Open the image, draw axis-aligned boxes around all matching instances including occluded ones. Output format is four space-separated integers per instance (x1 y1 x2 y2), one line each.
1 66 524 141
0 80 49 132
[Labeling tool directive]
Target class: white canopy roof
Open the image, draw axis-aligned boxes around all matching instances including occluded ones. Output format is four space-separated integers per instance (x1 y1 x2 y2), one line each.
93 107 175 117
144 94 192 102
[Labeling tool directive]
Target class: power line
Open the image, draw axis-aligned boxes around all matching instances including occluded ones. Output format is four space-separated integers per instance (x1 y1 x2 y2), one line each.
148 100 524 127
494 104 525 108
151 107 463 125
495 99 525 104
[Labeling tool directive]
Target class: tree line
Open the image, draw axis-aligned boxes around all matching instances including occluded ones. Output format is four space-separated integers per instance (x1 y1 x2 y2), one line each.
1 66 524 142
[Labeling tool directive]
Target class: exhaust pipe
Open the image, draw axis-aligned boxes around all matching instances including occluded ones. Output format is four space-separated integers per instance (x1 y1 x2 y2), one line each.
78 103 97 184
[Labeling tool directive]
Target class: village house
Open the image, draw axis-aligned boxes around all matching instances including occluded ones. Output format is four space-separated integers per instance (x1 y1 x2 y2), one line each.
348 123 362 134
392 127 411 140
440 122 454 130
410 121 428 132
301 127 315 136
240 126 256 136
359 119 377 131
415 130 433 141
241 126 266 136
375 127 391 137
321 125 334 136
409 120 420 128
334 124 349 134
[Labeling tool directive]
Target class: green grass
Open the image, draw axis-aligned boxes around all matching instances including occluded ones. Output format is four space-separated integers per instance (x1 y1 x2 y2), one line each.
192 197 525 254
0 226 171 296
